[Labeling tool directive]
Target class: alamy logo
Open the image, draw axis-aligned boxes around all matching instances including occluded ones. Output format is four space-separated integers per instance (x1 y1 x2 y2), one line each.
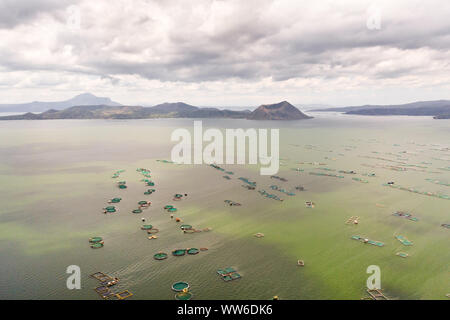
366 5 382 30
366 265 381 290
66 5 81 31
66 265 81 289
171 121 279 175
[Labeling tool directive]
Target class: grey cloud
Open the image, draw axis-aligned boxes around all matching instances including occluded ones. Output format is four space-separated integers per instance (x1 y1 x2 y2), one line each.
1 0 450 86
0 0 74 29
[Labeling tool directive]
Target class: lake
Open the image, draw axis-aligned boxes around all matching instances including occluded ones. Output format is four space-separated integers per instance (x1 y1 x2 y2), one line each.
0 113 448 299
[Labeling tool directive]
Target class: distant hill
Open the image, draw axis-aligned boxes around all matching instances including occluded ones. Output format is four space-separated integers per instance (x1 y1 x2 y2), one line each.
149 102 199 114
434 114 450 119
247 101 312 120
315 100 450 118
0 105 141 120
0 93 122 112
0 104 249 120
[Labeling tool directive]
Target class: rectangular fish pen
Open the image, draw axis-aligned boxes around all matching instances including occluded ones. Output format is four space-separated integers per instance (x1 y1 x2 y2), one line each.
367 289 389 300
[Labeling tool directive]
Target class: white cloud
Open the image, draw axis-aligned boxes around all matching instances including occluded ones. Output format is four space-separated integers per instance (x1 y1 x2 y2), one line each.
0 0 450 106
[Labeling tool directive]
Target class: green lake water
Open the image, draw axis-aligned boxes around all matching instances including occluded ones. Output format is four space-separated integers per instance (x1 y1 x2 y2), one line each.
0 114 448 299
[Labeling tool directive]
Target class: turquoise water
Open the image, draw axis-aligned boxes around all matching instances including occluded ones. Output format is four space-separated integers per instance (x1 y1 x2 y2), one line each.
0 114 448 299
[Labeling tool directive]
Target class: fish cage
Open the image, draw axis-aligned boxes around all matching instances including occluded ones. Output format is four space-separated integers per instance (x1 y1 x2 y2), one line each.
171 281 190 292
187 248 200 255
172 249 187 256
153 252 168 260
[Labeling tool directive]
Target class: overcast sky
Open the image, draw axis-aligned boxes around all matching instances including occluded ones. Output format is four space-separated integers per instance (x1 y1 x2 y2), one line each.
0 0 449 107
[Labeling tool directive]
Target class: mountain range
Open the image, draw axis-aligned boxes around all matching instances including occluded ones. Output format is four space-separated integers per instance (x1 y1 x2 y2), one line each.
0 93 122 112
316 100 450 118
4 92 448 120
0 96 311 121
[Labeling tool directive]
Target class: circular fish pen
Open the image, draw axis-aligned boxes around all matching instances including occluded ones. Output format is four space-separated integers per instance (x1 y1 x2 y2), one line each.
167 208 177 212
141 225 153 230
103 206 116 213
153 252 168 260
117 181 127 189
187 248 199 255
132 209 143 214
180 224 192 230
172 249 187 256
89 237 103 243
109 198 122 203
171 281 190 292
164 205 174 210
175 292 193 300
91 242 104 249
